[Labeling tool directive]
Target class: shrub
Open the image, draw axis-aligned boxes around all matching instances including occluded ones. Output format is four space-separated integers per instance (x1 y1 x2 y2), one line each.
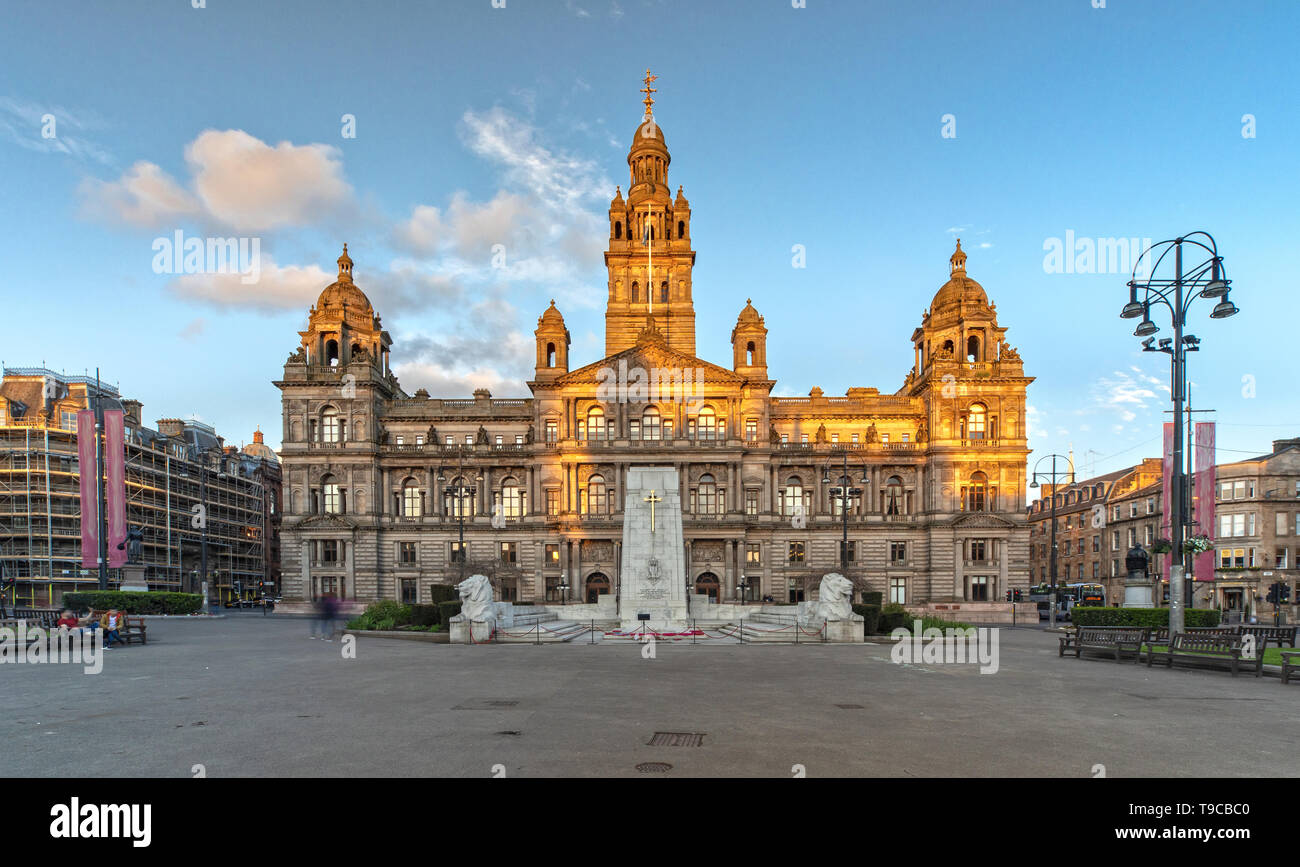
427 584 459 604
349 600 412 631
408 604 441 627
892 615 976 634
1072 607 1222 628
860 591 883 607
439 600 463 623
878 602 908 633
62 591 203 616
852 603 881 636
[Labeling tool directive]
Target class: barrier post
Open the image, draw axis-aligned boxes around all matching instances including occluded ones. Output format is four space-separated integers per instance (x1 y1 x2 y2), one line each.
590 619 595 645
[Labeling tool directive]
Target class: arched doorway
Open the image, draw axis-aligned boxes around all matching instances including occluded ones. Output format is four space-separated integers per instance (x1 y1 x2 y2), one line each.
585 572 610 604
695 572 720 601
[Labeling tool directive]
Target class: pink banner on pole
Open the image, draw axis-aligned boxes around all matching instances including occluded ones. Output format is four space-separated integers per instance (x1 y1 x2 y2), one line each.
1193 422 1216 582
77 410 99 568
105 410 127 568
1160 422 1175 583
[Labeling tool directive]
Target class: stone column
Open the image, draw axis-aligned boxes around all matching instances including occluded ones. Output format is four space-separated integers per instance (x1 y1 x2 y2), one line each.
725 539 736 599
954 538 965 601
999 535 1009 597
573 540 583 602
533 544 545 602
560 540 570 601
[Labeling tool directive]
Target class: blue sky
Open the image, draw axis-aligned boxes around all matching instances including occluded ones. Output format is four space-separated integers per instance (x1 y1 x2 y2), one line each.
3 0 1297 480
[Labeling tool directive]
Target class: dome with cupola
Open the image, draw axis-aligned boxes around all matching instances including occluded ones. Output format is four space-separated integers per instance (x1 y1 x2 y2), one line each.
316 244 374 313
930 239 989 313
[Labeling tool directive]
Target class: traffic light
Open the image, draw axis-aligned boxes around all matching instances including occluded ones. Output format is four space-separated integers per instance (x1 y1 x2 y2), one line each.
1014 589 1023 602
1005 590 1013 602
1282 584 1293 605
1267 583 1280 605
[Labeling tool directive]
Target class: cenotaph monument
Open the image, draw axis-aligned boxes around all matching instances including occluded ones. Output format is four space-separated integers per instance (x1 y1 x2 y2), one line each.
618 466 688 631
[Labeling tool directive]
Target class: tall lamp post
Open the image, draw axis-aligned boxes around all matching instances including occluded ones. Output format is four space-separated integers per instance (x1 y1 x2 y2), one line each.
1030 454 1074 629
186 445 225 609
821 453 870 575
438 459 483 582
1120 232 1238 637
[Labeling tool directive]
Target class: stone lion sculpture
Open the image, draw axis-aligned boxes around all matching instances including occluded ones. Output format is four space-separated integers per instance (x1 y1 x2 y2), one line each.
456 574 496 624
803 573 855 622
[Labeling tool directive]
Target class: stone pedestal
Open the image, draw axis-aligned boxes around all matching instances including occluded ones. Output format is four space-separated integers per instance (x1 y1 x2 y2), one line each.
118 565 148 593
1123 570 1155 608
619 467 688 631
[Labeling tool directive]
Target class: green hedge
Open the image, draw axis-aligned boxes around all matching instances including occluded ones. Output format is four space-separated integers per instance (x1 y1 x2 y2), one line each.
878 603 908 633
860 591 883 607
347 600 412 631
439 600 463 623
63 591 203 615
1071 607 1222 628
852 603 881 636
408 604 441 627
427 584 459 604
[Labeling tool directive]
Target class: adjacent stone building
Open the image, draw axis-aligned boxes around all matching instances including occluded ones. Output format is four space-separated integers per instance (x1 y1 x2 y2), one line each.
275 94 1035 611
0 368 281 607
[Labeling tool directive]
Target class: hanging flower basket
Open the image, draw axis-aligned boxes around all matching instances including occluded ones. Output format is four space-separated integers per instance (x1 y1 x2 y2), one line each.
1186 535 1213 554
1150 539 1173 554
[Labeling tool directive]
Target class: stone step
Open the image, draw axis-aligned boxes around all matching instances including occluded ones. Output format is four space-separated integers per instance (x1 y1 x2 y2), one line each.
492 621 589 643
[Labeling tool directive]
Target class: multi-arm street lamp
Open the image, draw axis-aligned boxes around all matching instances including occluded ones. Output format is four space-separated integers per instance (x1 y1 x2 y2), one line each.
1030 454 1074 629
1120 232 1237 637
185 444 226 607
821 453 870 575
437 457 483 582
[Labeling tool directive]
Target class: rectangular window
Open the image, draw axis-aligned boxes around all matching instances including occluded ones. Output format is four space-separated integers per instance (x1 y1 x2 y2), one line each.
745 490 759 516
399 542 417 565
465 435 473 445
746 543 761 565
1111 559 1119 578
546 489 560 516
450 541 465 563
1112 530 1120 549
395 436 404 446
890 541 906 564
1127 528 1136 547
1092 535 1100 552
839 540 856 562
629 420 640 440
800 434 809 444
970 539 987 561
1233 513 1246 537
1233 480 1246 499
500 542 517 564
851 433 859 444
1247 513 1256 536
495 435 503 446
544 420 557 442
969 575 989 601
1146 498 1154 514
889 577 906 604
1144 525 1153 546
1092 562 1099 579
788 541 805 563
1276 548 1289 569
321 540 339 563
1129 503 1138 518
745 419 758 441
401 579 417 603
780 434 788 444
446 435 454 445
515 435 524 445
881 433 889 443
662 420 673 440
901 433 909 443
1278 513 1288 536
831 433 839 444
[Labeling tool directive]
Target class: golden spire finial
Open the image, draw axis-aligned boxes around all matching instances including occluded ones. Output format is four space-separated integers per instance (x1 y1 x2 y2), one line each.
641 69 658 117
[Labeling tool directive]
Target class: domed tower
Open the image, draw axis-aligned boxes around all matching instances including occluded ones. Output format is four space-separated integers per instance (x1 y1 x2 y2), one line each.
731 298 768 378
604 71 697 358
534 300 571 381
298 244 392 372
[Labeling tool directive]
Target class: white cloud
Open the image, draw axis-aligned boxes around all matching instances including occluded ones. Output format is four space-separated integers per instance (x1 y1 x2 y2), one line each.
167 256 331 312
78 161 200 227
0 97 113 165
185 129 351 231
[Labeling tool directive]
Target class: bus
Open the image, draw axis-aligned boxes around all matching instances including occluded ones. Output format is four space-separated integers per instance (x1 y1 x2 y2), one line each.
1062 583 1106 617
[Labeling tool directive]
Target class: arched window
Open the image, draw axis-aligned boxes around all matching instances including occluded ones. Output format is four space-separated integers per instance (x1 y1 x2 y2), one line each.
642 406 661 441
965 471 989 512
884 475 903 516
321 408 341 444
325 339 340 367
501 477 524 518
660 281 669 304
967 403 987 440
402 478 422 518
630 281 639 303
322 474 342 515
698 474 717 515
696 406 716 441
942 339 954 356
615 221 622 240
586 474 607 515
587 406 606 441
546 342 556 367
782 475 805 517
446 477 473 518
966 335 980 362
746 341 756 366
678 220 685 239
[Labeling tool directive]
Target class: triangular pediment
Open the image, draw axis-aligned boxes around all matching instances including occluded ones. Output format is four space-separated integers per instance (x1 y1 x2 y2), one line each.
295 513 359 532
553 339 745 387
949 512 1017 529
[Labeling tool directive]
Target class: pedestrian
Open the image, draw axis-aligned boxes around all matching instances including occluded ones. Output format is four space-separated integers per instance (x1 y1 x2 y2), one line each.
312 592 337 640
56 610 79 629
100 609 125 648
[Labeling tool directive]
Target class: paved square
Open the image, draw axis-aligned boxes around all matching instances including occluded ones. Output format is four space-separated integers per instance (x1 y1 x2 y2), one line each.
2 616 1296 777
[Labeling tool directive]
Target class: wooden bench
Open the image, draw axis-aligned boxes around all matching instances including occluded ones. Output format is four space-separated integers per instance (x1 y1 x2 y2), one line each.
13 608 61 628
1282 651 1300 685
1237 624 1297 649
1059 626 1148 662
1147 632 1258 677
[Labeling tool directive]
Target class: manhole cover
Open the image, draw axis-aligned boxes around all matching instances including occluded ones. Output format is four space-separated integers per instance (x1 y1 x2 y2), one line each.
495 730 522 736
637 762 672 773
648 732 704 747
835 704 864 709
453 699 519 710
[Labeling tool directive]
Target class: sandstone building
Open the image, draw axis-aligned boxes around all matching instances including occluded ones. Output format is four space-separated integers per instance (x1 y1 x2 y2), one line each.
275 92 1035 610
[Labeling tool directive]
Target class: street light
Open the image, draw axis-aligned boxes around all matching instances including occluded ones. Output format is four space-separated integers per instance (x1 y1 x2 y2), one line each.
1121 232 1238 638
556 572 569 606
737 577 750 603
1030 454 1074 629
437 457 483 582
821 453 870 575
